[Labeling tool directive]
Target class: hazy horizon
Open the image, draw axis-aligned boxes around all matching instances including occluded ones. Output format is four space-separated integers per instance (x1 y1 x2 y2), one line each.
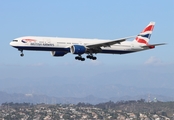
0 1 173 102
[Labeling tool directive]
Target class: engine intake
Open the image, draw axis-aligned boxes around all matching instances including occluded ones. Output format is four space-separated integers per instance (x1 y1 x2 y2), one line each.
51 51 67 57
70 45 86 54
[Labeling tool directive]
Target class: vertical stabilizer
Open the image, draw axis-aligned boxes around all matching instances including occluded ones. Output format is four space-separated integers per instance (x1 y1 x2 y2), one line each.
133 22 155 45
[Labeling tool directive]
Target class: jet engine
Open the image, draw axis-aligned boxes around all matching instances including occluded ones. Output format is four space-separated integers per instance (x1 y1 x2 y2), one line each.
70 45 86 54
51 51 67 57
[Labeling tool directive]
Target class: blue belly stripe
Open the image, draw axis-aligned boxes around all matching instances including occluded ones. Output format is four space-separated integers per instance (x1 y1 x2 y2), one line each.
13 46 135 54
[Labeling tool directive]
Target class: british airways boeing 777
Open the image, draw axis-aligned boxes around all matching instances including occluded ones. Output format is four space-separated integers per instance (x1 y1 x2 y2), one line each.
10 22 165 61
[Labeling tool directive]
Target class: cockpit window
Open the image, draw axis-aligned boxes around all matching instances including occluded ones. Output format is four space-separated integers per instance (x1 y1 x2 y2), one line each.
13 40 18 42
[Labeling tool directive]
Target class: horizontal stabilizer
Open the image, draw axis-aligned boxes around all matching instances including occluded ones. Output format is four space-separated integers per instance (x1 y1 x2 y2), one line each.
141 43 166 49
149 43 166 46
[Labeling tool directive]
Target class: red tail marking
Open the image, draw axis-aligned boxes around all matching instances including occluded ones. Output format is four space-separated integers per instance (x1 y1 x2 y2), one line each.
142 25 154 32
136 37 148 45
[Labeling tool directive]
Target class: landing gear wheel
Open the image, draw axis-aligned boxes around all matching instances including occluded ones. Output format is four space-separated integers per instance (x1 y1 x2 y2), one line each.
86 55 90 59
81 58 85 61
75 56 79 60
20 53 24 57
92 57 97 60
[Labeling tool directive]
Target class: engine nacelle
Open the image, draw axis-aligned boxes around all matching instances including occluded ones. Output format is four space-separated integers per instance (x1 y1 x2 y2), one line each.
51 51 67 57
70 45 86 54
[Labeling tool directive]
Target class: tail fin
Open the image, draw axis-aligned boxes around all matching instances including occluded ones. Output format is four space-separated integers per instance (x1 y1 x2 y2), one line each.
133 22 155 45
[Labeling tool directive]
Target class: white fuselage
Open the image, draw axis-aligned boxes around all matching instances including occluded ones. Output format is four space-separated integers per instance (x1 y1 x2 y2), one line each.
10 36 146 55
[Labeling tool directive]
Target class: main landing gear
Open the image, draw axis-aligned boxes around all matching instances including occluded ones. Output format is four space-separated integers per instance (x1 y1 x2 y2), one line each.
86 55 97 60
75 54 97 61
75 55 85 61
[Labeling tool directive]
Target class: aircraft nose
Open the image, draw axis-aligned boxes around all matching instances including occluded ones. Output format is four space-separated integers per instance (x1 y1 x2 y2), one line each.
10 41 15 46
10 41 13 46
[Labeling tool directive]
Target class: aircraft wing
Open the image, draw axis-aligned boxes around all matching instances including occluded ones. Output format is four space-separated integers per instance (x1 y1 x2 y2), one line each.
86 36 135 48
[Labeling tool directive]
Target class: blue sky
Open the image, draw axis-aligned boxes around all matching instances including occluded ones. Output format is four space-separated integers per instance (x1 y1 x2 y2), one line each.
0 1 174 96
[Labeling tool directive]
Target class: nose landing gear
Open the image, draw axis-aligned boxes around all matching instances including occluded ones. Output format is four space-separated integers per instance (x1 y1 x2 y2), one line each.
19 49 24 57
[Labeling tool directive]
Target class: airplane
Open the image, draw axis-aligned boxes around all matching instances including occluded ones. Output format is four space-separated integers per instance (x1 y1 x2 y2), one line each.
10 22 165 61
